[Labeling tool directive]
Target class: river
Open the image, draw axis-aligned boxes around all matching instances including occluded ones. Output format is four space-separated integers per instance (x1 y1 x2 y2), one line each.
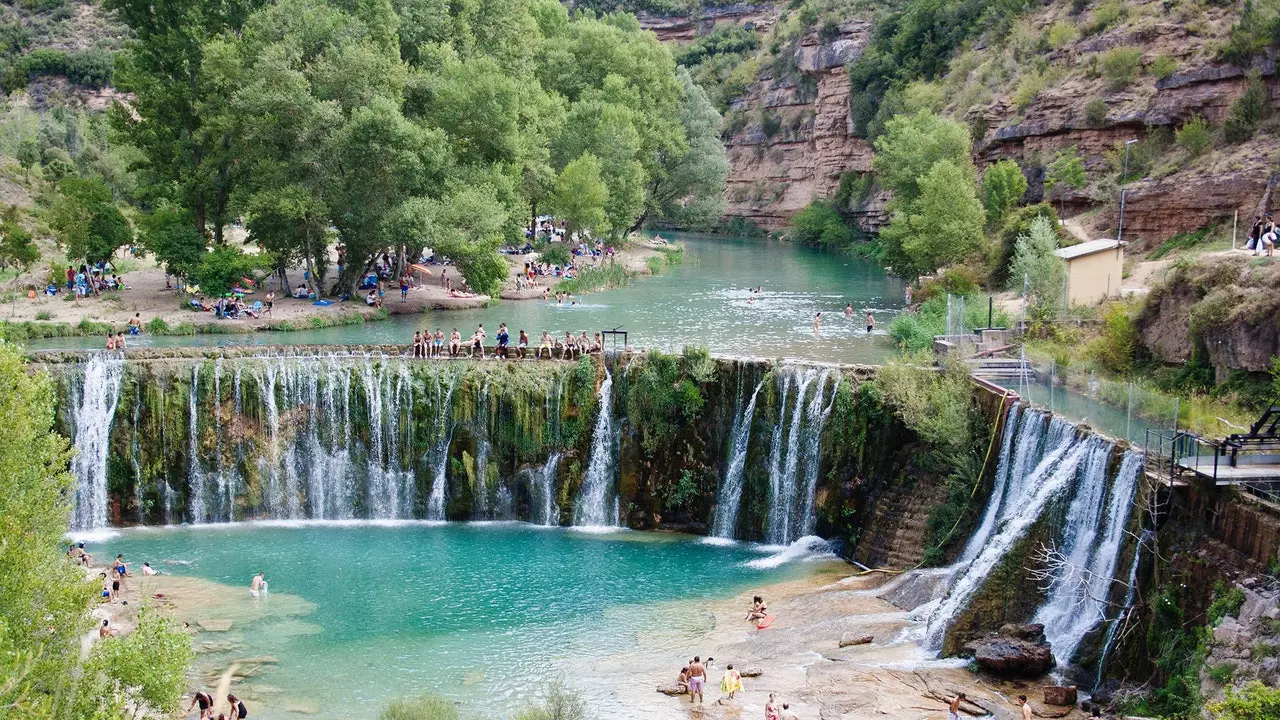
28 234 906 364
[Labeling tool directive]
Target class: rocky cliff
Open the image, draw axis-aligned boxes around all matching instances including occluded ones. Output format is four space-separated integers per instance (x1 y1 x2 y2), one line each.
658 0 1279 244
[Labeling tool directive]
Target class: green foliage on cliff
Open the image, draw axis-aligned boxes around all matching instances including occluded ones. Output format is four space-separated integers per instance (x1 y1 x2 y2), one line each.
789 199 858 251
1208 682 1280 720
624 347 714 454
847 0 1034 137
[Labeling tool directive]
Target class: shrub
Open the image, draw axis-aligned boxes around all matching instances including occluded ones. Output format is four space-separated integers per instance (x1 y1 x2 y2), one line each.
538 243 571 268
1087 0 1128 34
1046 20 1078 49
1084 98 1108 126
34 310 51 320
1206 681 1280 720
1009 215 1067 320
1150 53 1179 80
145 317 170 334
1207 662 1235 684
1100 46 1143 88
378 694 457 720
513 681 588 720
983 159 1028 228
1014 70 1047 109
1089 301 1138 373
1175 116 1213 158
1223 72 1269 143
1217 0 1280 66
789 199 858 251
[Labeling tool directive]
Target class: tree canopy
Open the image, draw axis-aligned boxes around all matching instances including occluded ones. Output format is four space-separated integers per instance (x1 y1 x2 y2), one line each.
110 0 729 296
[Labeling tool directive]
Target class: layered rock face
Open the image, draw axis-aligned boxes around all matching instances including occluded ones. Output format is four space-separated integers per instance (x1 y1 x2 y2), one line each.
636 3 776 43
721 23 875 231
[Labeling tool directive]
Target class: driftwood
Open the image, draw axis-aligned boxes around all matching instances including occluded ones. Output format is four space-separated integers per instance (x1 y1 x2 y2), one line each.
920 690 991 717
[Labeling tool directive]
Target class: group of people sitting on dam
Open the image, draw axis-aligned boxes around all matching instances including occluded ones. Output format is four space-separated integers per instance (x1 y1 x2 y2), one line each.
410 324 604 360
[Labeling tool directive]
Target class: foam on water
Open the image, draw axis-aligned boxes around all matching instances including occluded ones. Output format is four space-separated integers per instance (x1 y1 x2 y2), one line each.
744 535 831 569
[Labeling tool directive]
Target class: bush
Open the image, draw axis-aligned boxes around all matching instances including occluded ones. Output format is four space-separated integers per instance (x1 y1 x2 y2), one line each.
10 48 114 89
1175 116 1213 158
1087 0 1128 34
378 694 457 720
1084 98 1108 126
1207 582 1246 624
1217 0 1280 66
514 682 587 720
145 317 170 334
1223 72 1269 143
1089 301 1138 373
1206 681 1280 720
1208 662 1236 684
1100 46 1143 88
538 243 571 268
1150 52 1178 80
1013 70 1047 109
789 199 858 251
34 310 51 320
1046 20 1078 49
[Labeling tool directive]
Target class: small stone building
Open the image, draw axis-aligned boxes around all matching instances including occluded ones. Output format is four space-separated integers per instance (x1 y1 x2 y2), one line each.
1053 239 1126 306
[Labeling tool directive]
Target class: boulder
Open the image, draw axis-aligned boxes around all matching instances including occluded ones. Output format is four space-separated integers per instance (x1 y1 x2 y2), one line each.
739 667 763 678
656 685 687 696
961 628 1055 678
839 634 873 648
1043 686 1078 707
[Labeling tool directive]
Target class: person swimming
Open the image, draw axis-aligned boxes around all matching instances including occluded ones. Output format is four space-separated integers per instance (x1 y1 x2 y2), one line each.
249 571 267 598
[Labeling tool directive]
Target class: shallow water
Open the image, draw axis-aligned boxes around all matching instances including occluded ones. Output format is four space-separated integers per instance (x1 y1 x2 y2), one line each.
31 234 905 364
87 523 827 719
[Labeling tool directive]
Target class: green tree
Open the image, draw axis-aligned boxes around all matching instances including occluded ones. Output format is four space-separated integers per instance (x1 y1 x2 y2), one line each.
873 110 973 204
138 201 207 279
193 245 271 296
878 158 986 276
16 137 39 182
790 200 856 251
551 154 609 239
85 608 194 714
48 177 133 267
982 159 1027 228
1224 71 1269 143
0 207 39 316
0 342 91 716
1008 214 1066 320
1044 147 1087 211
643 67 730 230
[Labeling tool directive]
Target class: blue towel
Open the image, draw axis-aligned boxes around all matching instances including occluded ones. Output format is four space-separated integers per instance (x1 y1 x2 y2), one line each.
312 299 334 306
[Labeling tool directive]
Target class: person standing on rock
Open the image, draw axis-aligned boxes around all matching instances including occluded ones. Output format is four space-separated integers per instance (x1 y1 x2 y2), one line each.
687 656 707 704
947 692 965 720
1019 695 1033 720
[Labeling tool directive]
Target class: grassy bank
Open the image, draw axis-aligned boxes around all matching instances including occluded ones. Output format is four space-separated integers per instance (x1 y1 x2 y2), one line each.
0 308 389 342
558 244 687 295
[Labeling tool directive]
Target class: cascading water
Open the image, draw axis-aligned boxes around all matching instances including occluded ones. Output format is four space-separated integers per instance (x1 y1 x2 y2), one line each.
711 376 764 539
797 374 838 537
765 366 825 545
188 364 207 523
425 371 459 521
1095 528 1150 689
69 354 125 531
923 430 1102 649
957 404 1023 562
473 380 493 520
532 452 561 526
573 367 617 527
1034 449 1143 665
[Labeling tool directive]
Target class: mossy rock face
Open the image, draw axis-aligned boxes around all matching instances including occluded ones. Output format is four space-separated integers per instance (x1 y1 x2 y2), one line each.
942 514 1056 657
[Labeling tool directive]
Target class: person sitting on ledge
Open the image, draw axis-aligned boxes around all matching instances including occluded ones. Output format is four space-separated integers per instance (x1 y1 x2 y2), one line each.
746 595 767 621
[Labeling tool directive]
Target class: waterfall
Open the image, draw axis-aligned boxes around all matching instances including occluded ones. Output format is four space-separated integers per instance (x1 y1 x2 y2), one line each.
797 373 839 537
957 404 1023 562
923 430 1098 649
473 380 492 520
573 367 617 527
532 452 561 526
425 371 459 521
1034 450 1143 665
69 354 125 531
1095 529 1149 689
187 365 206 524
765 366 820 545
711 377 764 538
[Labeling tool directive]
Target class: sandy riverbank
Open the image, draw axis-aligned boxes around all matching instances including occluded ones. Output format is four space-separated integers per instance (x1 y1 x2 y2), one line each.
6 243 673 335
581 561 1091 720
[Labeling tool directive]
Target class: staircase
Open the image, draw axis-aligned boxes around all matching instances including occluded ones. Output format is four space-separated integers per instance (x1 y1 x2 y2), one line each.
969 357 1034 381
